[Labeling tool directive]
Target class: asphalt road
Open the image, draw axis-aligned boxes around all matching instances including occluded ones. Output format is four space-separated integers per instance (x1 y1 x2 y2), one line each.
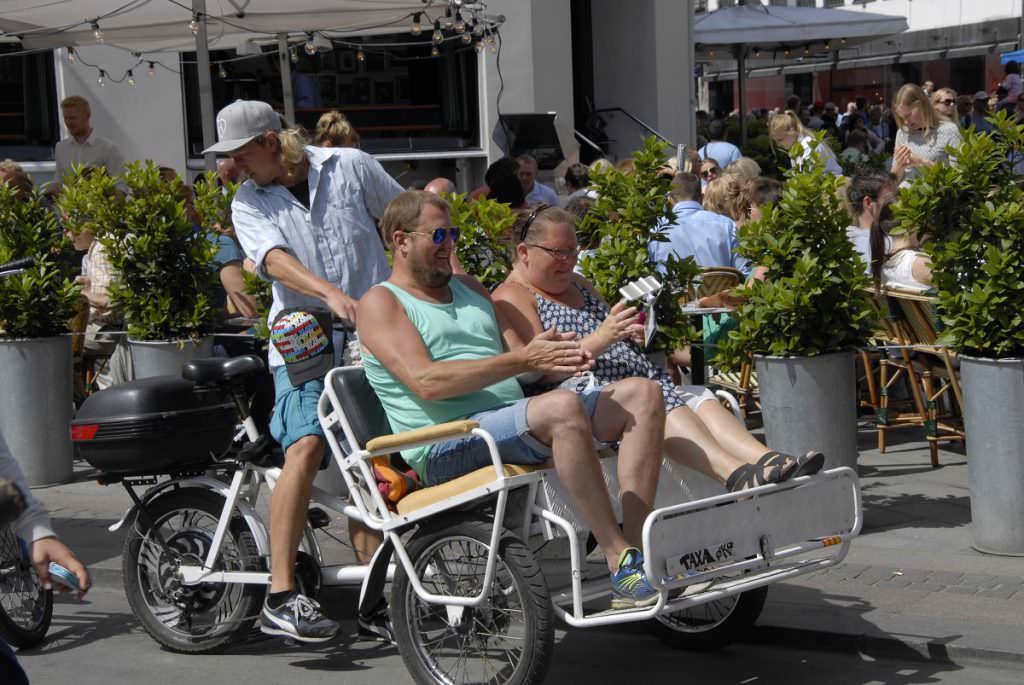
13 585 1023 685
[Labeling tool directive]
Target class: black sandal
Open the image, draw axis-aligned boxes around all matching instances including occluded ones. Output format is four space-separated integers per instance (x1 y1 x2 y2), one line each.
756 451 800 483
793 450 825 477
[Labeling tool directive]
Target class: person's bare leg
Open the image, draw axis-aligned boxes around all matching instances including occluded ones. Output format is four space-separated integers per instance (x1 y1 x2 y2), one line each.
348 518 384 565
591 379 664 547
527 390 632 571
269 436 323 593
695 400 770 463
663 406 747 483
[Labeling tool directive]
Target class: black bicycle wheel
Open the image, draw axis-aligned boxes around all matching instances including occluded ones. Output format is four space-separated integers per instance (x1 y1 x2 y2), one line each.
122 489 264 653
649 587 768 651
0 524 53 648
392 518 553 685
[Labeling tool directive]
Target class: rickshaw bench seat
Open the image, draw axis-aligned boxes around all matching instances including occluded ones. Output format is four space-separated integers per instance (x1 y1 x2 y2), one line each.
396 463 550 515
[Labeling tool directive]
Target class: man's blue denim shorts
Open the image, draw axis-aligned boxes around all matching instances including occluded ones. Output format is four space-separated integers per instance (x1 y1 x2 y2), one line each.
424 387 602 486
269 365 329 468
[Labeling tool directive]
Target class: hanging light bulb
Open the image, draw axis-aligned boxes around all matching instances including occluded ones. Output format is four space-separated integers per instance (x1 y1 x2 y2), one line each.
218 63 228 79
290 46 298 63
474 40 484 54
127 69 136 86
189 13 200 35
489 41 497 54
431 45 440 58
454 11 466 34
304 33 316 55
473 22 485 37
824 41 831 51
783 47 791 57
461 32 472 45
92 21 104 44
432 20 443 45
67 47 76 63
443 7 454 29
356 49 366 63
411 12 422 35
147 61 156 77
486 32 497 49
97 69 106 87
803 45 810 56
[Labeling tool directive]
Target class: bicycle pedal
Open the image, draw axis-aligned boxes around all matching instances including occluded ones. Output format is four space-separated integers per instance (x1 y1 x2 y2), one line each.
307 507 330 529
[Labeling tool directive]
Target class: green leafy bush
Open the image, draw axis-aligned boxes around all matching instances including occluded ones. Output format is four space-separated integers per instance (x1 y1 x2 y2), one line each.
448 192 517 291
578 136 700 353
0 185 81 338
192 171 238 233
716 133 874 368
892 111 1024 358
60 161 218 341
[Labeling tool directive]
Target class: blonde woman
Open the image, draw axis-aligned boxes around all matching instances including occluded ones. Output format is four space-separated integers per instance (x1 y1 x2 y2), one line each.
930 87 958 122
313 110 360 148
723 156 761 182
891 83 963 184
769 110 843 176
702 174 746 222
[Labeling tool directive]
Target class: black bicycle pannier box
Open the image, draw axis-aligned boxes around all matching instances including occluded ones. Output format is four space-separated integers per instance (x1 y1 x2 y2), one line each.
71 376 236 475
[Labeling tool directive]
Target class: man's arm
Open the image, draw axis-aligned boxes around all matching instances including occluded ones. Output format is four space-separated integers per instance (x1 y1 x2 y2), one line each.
357 285 585 401
264 249 357 323
357 151 404 218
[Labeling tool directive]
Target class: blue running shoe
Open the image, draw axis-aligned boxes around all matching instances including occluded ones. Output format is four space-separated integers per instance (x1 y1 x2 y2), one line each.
610 548 659 609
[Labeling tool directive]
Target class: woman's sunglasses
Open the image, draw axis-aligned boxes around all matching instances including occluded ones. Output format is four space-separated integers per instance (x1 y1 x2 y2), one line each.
518 203 551 242
404 226 461 244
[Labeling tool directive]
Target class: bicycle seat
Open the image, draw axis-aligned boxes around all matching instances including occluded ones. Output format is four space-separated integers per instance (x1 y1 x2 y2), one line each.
182 355 265 386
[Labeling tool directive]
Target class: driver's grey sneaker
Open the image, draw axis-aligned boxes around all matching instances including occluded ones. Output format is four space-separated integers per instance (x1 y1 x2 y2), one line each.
259 592 339 643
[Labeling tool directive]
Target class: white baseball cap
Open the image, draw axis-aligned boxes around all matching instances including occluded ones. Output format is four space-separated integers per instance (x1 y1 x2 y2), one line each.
203 100 282 154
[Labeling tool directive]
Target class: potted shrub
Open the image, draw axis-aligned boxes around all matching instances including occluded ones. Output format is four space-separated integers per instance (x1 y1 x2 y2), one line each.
717 134 874 470
448 192 517 291
0 184 81 485
61 162 219 378
578 137 700 359
892 111 1024 554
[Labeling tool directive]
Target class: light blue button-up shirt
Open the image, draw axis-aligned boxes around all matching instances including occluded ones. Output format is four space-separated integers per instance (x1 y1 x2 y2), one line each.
649 201 750 276
231 145 403 368
699 140 742 168
525 181 559 206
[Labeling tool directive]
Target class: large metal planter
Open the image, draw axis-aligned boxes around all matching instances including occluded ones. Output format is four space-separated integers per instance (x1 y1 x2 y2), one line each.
961 355 1024 556
755 351 859 471
0 336 73 486
129 337 214 379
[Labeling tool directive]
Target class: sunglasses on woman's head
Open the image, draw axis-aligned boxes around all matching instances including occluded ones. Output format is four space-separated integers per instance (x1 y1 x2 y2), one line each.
404 226 461 244
518 203 550 242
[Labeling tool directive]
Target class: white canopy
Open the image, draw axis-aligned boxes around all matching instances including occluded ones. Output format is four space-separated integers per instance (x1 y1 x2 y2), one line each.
695 1 907 49
1 1 438 53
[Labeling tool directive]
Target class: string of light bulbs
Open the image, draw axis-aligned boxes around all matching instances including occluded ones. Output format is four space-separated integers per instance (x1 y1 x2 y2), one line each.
2 1 503 87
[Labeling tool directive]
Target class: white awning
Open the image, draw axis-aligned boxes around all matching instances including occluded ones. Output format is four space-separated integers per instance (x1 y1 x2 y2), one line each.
0 1 450 53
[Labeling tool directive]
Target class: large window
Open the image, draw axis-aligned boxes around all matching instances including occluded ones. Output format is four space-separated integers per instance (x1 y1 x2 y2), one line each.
182 33 479 158
0 46 59 161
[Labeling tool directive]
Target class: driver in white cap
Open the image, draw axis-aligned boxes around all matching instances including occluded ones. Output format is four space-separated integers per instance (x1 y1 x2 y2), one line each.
204 100 402 643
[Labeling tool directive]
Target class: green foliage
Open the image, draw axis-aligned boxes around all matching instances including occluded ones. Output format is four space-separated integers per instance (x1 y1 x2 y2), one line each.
0 185 81 338
717 132 874 368
892 110 1024 358
579 136 700 353
242 269 273 341
59 161 219 341
449 192 517 290
192 172 238 232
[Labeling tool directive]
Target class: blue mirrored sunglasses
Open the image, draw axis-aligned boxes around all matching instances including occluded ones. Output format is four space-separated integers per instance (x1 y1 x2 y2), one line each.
407 226 460 244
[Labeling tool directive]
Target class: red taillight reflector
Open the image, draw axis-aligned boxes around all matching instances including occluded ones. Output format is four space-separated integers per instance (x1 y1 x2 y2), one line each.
71 424 100 440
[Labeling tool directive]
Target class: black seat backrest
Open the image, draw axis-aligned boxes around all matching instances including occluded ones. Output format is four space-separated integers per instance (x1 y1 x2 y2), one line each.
328 367 392 450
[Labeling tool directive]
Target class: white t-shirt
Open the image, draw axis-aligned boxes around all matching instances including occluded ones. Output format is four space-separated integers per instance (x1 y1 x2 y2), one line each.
54 131 124 180
884 250 930 291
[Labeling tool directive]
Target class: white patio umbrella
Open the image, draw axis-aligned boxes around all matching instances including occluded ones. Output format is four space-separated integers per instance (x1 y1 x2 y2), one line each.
695 0 907 145
0 1 464 167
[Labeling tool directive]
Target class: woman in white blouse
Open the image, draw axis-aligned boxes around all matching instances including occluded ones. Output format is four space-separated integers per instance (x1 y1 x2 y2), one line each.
769 110 844 176
891 83 964 184
870 201 933 292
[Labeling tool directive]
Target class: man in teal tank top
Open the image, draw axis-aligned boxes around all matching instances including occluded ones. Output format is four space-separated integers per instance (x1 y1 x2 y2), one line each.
358 191 668 609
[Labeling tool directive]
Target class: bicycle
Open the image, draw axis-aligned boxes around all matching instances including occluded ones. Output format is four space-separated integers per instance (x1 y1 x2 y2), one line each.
0 257 54 649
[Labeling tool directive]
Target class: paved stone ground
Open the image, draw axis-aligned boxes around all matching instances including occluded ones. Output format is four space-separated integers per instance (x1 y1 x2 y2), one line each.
25 417 1024 666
